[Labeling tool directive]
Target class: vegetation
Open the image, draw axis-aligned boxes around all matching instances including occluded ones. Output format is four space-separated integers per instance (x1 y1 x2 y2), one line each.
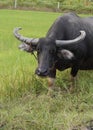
0 0 93 13
0 10 93 130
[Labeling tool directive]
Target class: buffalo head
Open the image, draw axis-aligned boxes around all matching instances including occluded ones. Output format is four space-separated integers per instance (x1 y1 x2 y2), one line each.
13 27 86 77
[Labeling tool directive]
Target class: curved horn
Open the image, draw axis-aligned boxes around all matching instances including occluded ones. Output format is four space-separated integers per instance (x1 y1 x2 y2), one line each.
56 31 86 47
13 27 39 45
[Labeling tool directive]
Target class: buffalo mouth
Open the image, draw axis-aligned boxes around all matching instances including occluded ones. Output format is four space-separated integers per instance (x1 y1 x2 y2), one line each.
35 68 49 77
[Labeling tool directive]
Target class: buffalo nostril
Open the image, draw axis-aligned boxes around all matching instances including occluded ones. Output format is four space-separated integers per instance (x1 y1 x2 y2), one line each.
35 69 41 76
35 68 48 76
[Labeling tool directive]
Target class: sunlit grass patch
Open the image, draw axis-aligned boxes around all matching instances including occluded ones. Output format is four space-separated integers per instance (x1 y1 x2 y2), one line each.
0 10 93 130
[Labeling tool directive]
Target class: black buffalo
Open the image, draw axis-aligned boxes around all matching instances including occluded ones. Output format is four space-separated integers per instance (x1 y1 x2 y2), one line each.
13 12 93 89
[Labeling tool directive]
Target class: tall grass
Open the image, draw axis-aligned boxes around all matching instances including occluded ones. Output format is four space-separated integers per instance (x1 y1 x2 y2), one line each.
0 10 93 130
0 9 60 101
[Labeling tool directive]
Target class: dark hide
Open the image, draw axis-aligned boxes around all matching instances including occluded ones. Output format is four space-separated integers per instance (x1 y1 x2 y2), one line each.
14 12 93 79
45 12 93 77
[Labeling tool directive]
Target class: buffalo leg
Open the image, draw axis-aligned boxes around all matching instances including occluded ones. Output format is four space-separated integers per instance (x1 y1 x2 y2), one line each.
47 77 55 89
69 75 76 92
70 66 78 91
47 77 55 95
47 69 56 92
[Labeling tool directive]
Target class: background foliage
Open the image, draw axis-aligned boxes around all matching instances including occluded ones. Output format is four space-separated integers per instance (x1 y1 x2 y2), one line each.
0 0 93 13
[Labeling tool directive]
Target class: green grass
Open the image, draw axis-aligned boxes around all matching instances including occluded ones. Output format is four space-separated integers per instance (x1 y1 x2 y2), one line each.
0 9 59 100
0 10 93 130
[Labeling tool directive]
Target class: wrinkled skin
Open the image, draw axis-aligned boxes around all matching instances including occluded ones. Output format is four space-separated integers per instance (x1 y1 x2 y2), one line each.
35 38 57 77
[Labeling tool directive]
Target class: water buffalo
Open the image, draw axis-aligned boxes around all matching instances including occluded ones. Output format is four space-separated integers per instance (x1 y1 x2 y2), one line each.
13 12 93 91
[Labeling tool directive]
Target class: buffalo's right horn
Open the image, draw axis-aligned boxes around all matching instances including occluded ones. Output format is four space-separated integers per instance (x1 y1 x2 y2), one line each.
56 30 86 47
13 27 39 45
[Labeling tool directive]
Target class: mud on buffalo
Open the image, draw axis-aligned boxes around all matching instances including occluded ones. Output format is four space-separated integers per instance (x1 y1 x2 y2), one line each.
13 12 93 91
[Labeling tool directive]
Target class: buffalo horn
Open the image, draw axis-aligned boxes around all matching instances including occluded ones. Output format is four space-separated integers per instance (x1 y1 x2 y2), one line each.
13 27 39 45
56 31 86 47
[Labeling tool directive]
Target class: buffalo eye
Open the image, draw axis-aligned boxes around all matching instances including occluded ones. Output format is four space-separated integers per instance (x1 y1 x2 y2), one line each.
37 48 41 53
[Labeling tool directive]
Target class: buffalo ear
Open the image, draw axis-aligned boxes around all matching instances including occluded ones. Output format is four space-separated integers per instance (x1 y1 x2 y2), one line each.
19 42 37 53
58 49 75 60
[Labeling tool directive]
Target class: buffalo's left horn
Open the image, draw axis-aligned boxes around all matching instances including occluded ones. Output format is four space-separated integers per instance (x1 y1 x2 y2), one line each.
56 30 86 47
13 27 39 45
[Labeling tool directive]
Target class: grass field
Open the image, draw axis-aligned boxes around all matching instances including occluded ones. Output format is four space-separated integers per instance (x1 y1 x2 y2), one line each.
0 9 93 130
